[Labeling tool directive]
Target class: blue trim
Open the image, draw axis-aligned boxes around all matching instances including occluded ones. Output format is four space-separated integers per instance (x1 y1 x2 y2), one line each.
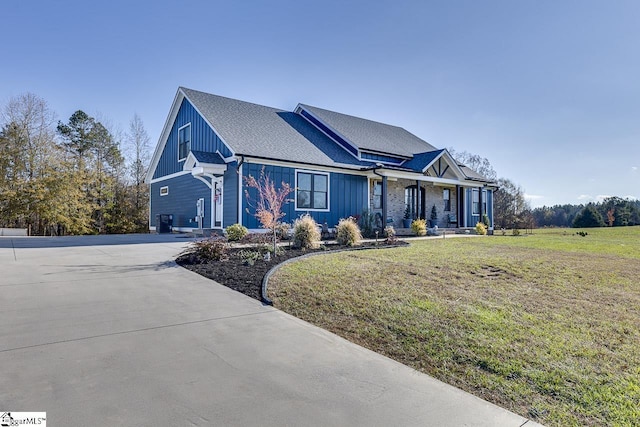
299 109 359 157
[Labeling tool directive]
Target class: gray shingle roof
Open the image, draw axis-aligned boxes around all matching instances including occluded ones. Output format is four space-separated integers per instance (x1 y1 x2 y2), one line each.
180 87 494 183
298 104 437 157
402 150 445 172
190 150 226 164
181 88 367 169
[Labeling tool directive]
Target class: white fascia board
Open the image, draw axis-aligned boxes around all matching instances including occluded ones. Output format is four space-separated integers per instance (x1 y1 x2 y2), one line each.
366 169 486 188
241 157 367 176
420 150 466 180
146 89 185 183
145 88 237 184
149 170 192 184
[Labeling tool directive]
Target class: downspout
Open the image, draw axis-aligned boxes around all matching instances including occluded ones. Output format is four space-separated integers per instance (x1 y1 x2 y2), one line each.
236 155 245 225
372 165 387 227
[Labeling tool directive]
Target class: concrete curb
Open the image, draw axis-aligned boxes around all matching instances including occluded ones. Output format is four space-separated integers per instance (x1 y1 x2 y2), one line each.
261 243 408 305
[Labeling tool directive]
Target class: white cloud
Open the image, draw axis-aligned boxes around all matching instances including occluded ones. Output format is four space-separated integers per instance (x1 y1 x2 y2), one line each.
577 194 592 201
595 195 611 202
632 166 638 172
625 195 638 201
524 193 543 200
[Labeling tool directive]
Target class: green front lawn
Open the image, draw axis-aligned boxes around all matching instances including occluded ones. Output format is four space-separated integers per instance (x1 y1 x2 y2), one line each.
268 227 640 426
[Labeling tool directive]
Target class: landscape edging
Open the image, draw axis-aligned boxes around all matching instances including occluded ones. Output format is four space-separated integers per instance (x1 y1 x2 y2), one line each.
261 243 408 305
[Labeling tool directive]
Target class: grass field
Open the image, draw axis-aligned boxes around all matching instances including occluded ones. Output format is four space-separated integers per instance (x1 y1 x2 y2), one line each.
268 227 640 426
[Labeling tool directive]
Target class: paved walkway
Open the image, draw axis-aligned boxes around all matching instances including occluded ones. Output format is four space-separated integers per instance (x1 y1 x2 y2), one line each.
0 234 542 426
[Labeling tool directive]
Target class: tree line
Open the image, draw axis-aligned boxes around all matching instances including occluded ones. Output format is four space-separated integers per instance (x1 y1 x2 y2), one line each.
532 198 640 228
0 93 150 235
450 149 639 229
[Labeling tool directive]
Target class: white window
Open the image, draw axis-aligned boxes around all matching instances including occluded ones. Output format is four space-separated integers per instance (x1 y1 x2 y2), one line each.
296 170 329 211
178 123 191 161
443 189 451 212
472 189 479 215
160 186 169 196
373 181 382 209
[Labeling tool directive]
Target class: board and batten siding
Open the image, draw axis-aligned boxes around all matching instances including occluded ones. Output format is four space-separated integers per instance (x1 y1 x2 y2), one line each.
151 174 211 229
241 162 368 229
153 98 234 179
466 187 493 227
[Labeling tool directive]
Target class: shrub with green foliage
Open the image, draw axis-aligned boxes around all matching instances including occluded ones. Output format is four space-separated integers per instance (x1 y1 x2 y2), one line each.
183 238 229 262
411 219 427 236
573 204 606 228
336 217 362 247
475 222 487 235
237 249 260 266
512 228 520 236
359 209 376 238
225 223 249 241
293 214 321 249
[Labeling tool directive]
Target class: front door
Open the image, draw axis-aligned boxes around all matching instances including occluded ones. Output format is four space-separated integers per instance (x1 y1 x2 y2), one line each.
213 179 223 229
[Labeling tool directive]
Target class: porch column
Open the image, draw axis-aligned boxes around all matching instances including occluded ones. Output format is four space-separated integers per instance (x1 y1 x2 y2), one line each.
416 180 421 219
455 185 461 227
382 175 388 226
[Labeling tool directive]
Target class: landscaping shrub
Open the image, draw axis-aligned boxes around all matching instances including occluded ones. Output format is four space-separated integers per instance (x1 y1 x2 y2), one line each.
225 223 248 241
411 219 427 236
275 222 291 240
359 209 376 238
293 214 321 249
475 222 487 235
237 249 260 266
384 225 398 244
183 237 230 262
336 217 362 247
512 228 521 236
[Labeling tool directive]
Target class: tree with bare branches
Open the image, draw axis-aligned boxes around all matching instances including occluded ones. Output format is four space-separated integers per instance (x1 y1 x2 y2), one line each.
244 167 293 255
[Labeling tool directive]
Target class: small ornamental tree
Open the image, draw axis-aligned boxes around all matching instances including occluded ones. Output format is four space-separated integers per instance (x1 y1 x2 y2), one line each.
244 167 293 255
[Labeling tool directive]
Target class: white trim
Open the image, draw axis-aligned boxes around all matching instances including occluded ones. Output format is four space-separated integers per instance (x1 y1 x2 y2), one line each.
243 157 363 175
294 169 330 212
146 89 184 183
149 170 191 184
184 151 228 175
366 168 486 188
177 123 191 162
145 88 237 184
214 177 223 229
237 163 244 225
160 186 169 196
420 150 467 180
149 225 156 231
367 177 372 211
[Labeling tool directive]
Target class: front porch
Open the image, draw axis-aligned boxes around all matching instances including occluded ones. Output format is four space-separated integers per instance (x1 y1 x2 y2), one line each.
368 175 493 231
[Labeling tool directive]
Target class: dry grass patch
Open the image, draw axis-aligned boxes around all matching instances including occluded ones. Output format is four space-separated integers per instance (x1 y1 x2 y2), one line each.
268 228 640 426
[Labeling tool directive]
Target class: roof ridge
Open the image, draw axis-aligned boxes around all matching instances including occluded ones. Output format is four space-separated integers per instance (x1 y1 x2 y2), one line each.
299 103 408 132
180 87 288 112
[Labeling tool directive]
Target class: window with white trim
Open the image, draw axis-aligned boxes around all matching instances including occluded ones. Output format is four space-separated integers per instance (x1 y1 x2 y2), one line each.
296 170 329 210
472 189 479 215
443 188 451 212
373 181 382 209
160 186 169 196
178 123 191 161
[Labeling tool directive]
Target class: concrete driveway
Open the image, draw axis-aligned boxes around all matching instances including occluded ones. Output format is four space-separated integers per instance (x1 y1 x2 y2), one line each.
0 234 540 426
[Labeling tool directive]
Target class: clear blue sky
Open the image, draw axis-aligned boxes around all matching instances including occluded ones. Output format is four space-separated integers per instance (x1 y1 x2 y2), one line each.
2 0 639 207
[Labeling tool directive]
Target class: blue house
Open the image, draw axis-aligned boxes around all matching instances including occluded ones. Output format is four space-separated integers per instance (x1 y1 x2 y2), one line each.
146 87 496 233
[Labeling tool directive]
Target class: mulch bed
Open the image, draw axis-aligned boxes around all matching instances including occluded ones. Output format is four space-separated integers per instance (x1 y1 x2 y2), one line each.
176 240 408 301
